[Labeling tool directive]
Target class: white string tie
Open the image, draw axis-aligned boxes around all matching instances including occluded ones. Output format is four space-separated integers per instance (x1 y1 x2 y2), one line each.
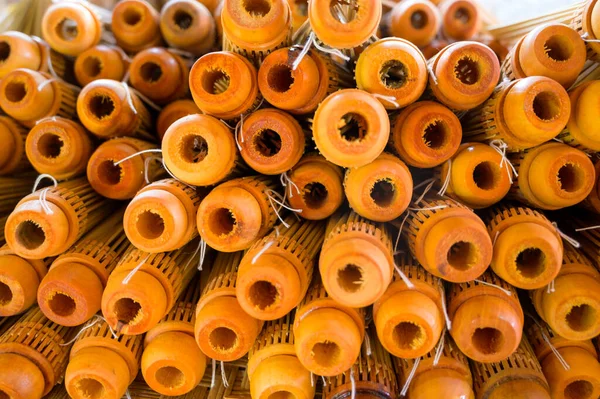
211 358 216 388
32 174 59 215
252 228 280 265
489 139 518 184
311 35 350 61
526 314 570 370
433 331 445 366
291 32 314 70
349 367 356 399
474 279 513 296
575 225 600 232
122 255 150 284
438 160 452 196
280 171 301 198
551 222 581 248
400 357 421 396
220 361 229 388
372 93 400 108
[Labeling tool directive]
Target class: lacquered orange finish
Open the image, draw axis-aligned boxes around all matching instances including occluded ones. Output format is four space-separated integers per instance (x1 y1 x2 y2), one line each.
448 271 523 362
25 117 93 181
160 0 216 56
189 51 261 119
557 81 600 152
197 176 277 252
313 89 390 168
462 77 571 151
531 247 600 340
385 0 441 48
483 203 563 290
41 0 103 56
502 23 586 88
355 38 428 110
0 116 30 176
508 142 595 210
74 45 129 86
439 0 481 40
390 101 462 168
129 47 189 105
427 41 500 111
112 0 163 53
156 99 200 140
320 211 394 307
195 252 263 361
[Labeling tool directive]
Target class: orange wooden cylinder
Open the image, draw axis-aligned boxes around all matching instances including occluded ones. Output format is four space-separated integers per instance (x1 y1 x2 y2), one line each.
427 41 500 111
37 211 129 326
0 245 51 317
86 137 162 200
470 337 551 399
344 152 412 222
393 333 474 399
323 332 398 399
293 274 365 376
221 0 292 65
160 0 216 56
508 142 596 210
448 271 524 362
238 108 305 175
189 51 261 120
389 100 462 168
557 81 600 152
483 203 563 290
583 158 600 213
156 99 200 141
236 216 325 320
129 47 189 105
320 211 394 308
4 178 114 259
162 114 245 186
125 178 203 253
286 154 345 220
308 0 381 49
77 79 155 141
142 278 206 396
501 23 586 88
531 247 600 340
0 69 78 128
312 89 390 168
197 176 278 252
247 313 314 399
385 0 441 48
25 117 93 181
100 241 199 335
112 0 163 53
355 38 428 110
288 0 308 32
259 48 353 115
462 77 571 151
66 318 143 399
439 0 481 41
0 32 69 80
195 252 263 361
403 197 492 282
570 0 600 62
41 0 103 56
0 116 29 176
374 254 444 359
527 320 600 399
0 307 73 398
435 142 511 208
74 45 129 86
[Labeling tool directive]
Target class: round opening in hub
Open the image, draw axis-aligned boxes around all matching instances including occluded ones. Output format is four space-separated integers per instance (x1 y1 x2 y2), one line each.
89 94 115 119
515 248 546 278
337 264 364 293
123 7 142 25
202 69 230 94
173 10 193 30
113 297 142 325
56 18 79 41
558 163 584 193
423 120 449 149
38 133 64 159
248 280 279 311
136 210 165 240
181 134 208 164
268 392 297 399
0 282 12 306
379 60 409 89
454 57 480 85
0 42 10 62
564 380 594 399
208 208 236 237
544 35 574 62
139 62 163 83
532 91 561 121
82 56 102 77
311 340 341 368
454 7 471 24
15 220 45 250
472 327 503 355
473 161 499 190
339 113 368 142
155 366 185 389
267 64 294 93
4 81 26 103
329 0 358 23
97 160 122 186
393 321 425 351
447 241 477 271
48 292 76 317
370 179 395 207
302 182 328 209
76 378 105 399
253 129 282 157
209 327 238 352
243 0 271 16
411 10 428 29
566 304 596 332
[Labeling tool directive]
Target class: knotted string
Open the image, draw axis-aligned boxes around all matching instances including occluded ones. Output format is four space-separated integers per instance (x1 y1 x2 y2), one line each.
32 174 59 215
